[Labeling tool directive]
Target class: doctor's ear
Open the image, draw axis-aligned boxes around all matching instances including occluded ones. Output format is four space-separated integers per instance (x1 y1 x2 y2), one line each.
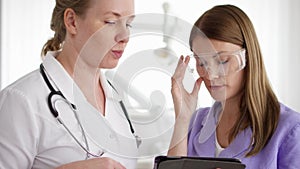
64 8 78 35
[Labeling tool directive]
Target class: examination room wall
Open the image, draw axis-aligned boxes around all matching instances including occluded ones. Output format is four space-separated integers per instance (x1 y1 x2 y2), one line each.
1 0 300 113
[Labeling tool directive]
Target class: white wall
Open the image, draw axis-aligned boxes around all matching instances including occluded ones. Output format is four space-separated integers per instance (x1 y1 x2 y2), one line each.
1 0 299 113
1 0 54 88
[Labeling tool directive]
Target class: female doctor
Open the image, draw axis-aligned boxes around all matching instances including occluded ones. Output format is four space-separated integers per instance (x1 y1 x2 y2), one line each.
0 0 138 169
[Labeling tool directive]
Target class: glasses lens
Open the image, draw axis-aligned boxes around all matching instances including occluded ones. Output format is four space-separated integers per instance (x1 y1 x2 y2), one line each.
194 49 246 77
218 53 241 76
194 56 207 77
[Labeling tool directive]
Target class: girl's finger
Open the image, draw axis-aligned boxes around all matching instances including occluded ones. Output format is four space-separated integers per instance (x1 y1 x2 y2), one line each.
173 56 190 80
191 77 202 98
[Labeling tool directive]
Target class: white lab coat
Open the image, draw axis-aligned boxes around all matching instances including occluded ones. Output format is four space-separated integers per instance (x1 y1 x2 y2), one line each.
0 51 138 169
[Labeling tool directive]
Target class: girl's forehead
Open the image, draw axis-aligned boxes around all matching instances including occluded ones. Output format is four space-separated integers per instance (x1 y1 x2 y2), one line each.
191 38 216 54
192 37 240 54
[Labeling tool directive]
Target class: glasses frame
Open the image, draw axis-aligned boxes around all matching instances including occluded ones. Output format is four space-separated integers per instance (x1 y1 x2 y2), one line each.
192 48 246 77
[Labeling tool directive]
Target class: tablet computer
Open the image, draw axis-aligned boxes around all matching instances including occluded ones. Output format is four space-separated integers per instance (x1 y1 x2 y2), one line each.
154 156 246 169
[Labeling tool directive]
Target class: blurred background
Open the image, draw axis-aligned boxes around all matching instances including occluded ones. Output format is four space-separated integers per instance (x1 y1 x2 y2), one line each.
1 0 300 168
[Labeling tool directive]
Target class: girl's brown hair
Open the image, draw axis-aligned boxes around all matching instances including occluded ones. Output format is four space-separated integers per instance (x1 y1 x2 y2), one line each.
41 0 91 56
190 5 280 157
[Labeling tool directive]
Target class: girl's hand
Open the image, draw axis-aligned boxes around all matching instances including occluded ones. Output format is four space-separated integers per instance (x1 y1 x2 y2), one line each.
171 55 202 122
168 55 202 156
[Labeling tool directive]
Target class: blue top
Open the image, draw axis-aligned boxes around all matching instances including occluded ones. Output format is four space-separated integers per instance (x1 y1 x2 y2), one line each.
187 103 300 169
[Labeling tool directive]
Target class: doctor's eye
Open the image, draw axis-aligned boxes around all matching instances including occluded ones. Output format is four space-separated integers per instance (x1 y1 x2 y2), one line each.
126 23 133 29
105 20 117 25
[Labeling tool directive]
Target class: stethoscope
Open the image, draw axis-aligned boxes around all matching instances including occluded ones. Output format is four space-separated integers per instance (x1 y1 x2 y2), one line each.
39 64 141 159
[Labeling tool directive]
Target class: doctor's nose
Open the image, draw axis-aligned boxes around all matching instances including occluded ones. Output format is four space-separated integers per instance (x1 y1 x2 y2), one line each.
115 26 130 43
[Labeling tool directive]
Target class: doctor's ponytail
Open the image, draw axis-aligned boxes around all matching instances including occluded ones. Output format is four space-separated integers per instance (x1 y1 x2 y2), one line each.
41 0 90 57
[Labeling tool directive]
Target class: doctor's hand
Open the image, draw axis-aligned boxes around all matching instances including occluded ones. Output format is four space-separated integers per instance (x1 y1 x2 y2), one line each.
171 55 202 122
55 157 126 169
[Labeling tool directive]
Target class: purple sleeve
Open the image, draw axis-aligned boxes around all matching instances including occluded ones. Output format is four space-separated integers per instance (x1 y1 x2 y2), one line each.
278 123 300 169
187 108 210 155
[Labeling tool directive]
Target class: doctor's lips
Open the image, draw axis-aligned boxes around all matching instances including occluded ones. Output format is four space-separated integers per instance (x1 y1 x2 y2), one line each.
209 85 226 90
111 50 124 59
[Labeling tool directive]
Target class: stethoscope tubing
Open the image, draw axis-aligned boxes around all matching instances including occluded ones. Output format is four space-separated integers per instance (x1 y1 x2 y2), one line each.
40 64 102 159
39 63 141 157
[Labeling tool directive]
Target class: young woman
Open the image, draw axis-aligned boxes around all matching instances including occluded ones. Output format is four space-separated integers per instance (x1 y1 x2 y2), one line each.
168 4 300 168
0 0 137 168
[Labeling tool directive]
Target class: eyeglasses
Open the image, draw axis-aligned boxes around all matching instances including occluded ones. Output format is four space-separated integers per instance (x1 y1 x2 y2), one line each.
192 48 246 77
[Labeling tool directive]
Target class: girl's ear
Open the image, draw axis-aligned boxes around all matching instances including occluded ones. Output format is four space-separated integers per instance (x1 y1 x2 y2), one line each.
64 8 78 35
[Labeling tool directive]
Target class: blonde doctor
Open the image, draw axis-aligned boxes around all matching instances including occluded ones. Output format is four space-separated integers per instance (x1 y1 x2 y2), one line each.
0 0 139 169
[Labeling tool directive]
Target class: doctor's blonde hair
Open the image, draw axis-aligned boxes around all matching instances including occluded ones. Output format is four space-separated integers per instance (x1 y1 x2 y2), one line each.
41 0 91 56
190 5 280 157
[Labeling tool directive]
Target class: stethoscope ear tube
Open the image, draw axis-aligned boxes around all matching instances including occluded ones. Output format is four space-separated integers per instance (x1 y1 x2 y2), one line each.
40 63 141 151
40 64 55 92
39 63 104 158
40 64 61 118
47 91 67 118
119 100 135 134
48 92 59 118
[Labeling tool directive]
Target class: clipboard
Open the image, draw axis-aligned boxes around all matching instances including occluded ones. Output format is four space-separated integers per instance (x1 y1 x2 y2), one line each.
154 156 246 169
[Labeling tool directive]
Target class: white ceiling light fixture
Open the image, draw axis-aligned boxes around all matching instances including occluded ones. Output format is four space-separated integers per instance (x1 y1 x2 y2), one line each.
153 2 178 66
